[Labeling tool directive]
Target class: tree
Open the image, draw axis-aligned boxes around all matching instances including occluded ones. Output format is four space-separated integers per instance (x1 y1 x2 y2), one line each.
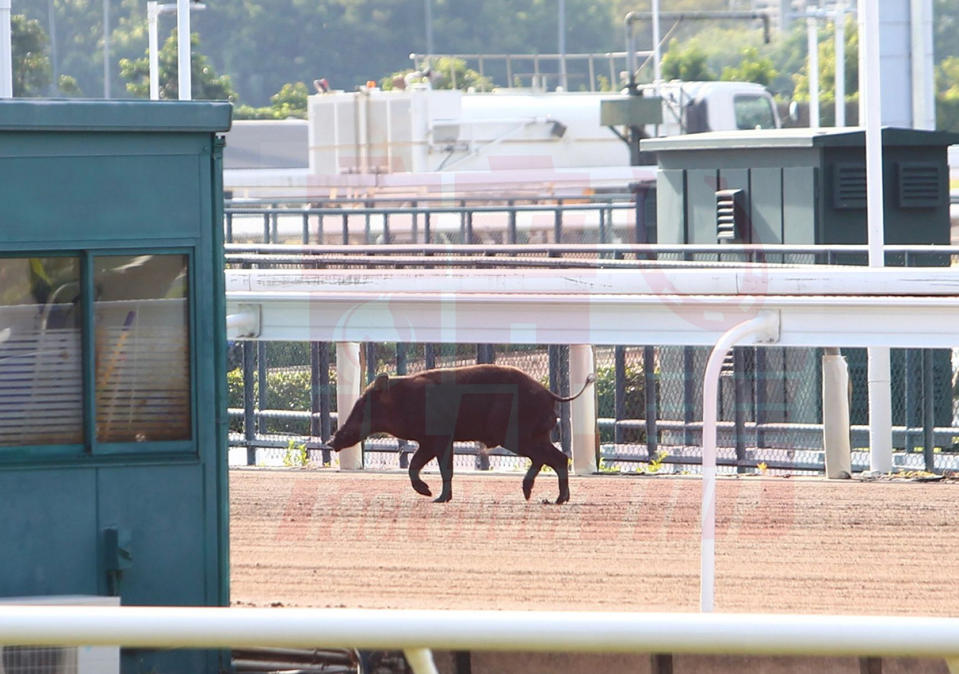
11 14 51 97
660 38 715 81
935 56 959 132
789 15 859 126
380 57 493 92
118 30 236 100
720 47 777 87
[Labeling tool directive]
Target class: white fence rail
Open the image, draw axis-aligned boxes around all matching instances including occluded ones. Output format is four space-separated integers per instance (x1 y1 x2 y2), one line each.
1 605 958 661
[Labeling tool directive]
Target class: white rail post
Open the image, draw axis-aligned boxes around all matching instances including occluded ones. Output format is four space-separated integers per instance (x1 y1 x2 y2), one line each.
701 312 780 613
176 0 191 100
148 2 161 100
570 344 597 475
806 15 820 129
834 1 846 127
335 342 363 470
860 0 892 474
822 348 852 479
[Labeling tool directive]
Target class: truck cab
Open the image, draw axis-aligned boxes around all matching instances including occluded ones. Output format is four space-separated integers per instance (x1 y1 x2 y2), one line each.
639 80 780 137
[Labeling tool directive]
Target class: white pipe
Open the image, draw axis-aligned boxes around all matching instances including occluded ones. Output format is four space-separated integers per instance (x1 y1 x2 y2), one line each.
859 0 892 473
335 342 363 470
834 2 845 127
910 0 934 130
3 606 959 657
569 344 597 475
651 0 662 86
806 16 820 129
700 311 779 612
176 0 191 100
0 0 11 98
102 0 110 98
225 265 959 298
148 2 160 100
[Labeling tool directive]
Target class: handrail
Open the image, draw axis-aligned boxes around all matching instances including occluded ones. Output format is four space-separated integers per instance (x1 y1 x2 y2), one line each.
1 605 958 659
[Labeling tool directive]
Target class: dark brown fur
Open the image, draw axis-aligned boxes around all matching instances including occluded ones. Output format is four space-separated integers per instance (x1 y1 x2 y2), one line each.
324 364 594 503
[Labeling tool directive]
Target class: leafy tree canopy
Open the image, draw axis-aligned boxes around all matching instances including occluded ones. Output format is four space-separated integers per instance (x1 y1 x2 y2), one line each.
12 14 51 96
118 30 236 101
380 57 493 92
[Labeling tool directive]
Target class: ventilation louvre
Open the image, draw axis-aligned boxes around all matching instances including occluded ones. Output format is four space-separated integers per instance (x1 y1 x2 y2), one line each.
832 163 866 209
715 188 746 243
897 162 941 208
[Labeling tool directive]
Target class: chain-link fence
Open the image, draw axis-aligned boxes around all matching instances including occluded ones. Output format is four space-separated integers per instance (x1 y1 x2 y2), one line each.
227 339 959 475
225 199 959 475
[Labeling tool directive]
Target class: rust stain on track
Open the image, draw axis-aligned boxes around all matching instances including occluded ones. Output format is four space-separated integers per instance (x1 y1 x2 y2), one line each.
230 470 959 615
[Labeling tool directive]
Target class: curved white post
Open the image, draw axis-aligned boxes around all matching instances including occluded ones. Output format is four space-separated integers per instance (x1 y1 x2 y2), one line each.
701 311 779 613
403 648 439 674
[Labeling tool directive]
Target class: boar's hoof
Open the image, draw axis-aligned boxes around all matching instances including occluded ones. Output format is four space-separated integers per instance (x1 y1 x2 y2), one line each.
410 479 432 497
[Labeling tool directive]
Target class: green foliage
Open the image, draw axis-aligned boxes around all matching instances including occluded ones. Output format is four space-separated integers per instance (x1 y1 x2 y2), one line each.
381 57 493 92
118 30 236 101
790 15 858 105
283 439 309 467
271 81 310 115
661 39 715 81
593 362 651 444
226 368 319 435
720 47 777 87
936 59 959 132
11 14 51 96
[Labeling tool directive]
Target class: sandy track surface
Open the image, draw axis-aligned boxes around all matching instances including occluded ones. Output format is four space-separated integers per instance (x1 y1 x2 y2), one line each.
230 469 959 616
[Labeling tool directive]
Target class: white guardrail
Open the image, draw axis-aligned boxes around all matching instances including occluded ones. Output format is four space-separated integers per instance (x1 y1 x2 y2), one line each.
1 606 958 662
217 263 959 671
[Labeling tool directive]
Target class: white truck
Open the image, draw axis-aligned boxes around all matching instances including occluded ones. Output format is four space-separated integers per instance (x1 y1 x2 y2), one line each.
223 80 780 199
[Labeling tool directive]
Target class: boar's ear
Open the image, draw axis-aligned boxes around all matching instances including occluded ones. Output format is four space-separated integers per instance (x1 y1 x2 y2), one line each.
372 373 390 392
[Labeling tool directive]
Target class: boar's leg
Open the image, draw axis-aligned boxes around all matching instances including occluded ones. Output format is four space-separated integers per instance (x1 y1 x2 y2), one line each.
532 440 570 504
433 440 455 503
522 461 543 501
408 446 435 497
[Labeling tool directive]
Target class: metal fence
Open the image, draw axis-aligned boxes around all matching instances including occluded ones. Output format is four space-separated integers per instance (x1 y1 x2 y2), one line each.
224 199 959 475
224 194 653 246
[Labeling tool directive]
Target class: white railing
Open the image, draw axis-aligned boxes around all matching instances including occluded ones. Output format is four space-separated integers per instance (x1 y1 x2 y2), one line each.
221 260 959 664
1 605 958 661
225 262 959 611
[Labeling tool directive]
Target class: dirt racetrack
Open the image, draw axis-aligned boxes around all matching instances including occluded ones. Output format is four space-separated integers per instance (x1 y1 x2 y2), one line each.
230 469 959 616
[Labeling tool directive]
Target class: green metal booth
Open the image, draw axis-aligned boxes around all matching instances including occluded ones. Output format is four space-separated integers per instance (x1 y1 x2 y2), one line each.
641 127 959 456
0 100 232 673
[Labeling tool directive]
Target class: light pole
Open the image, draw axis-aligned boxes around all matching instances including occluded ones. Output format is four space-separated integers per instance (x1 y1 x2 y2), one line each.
424 0 433 57
0 0 10 98
147 0 205 100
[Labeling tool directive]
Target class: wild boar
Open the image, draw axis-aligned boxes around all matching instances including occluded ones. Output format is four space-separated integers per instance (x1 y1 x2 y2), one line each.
323 364 595 504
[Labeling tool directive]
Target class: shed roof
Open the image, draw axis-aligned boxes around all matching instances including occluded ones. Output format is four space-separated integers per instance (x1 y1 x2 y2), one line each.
640 127 959 153
0 99 232 133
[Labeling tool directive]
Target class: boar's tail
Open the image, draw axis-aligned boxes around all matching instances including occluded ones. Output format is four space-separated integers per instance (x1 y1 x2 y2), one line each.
548 373 596 403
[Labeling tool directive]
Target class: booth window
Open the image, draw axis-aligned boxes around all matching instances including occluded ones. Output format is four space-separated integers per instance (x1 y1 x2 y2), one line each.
94 254 191 443
0 257 83 447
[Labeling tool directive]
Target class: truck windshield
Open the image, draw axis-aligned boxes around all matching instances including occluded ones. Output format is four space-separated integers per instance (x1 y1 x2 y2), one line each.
734 95 777 130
